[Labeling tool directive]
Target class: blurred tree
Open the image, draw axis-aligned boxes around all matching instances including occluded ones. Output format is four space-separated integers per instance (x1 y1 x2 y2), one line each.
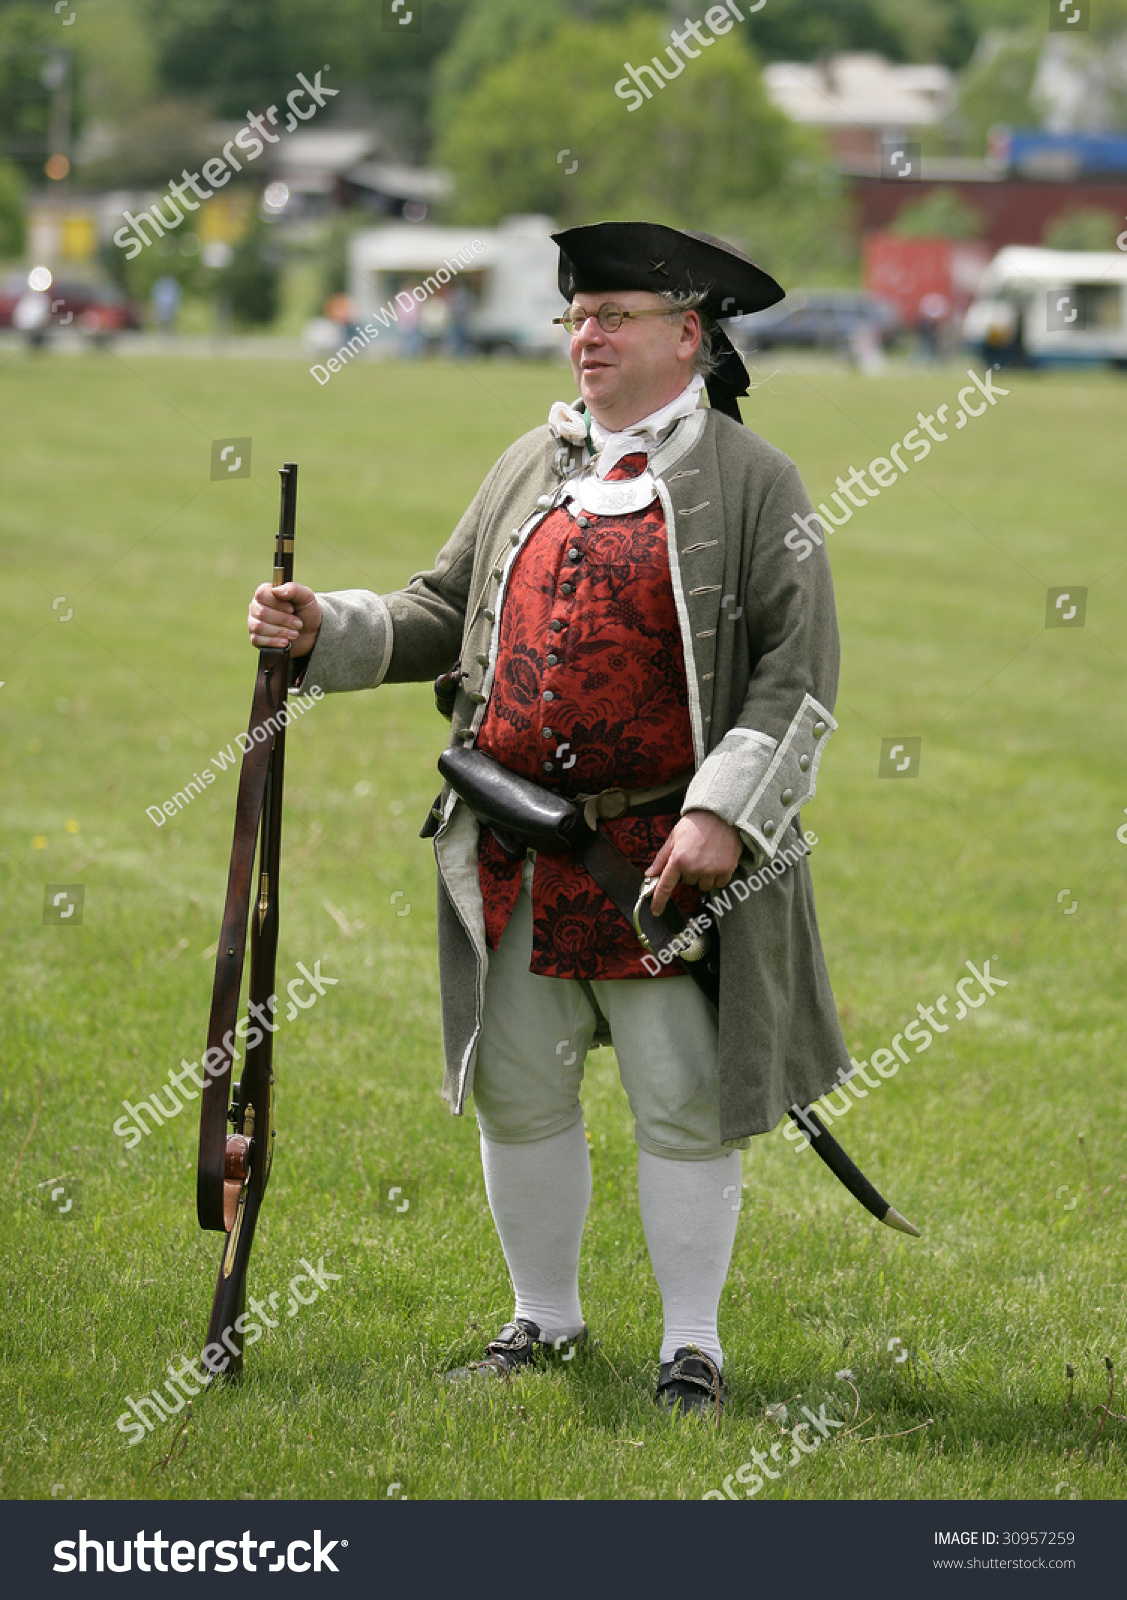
142 0 465 159
0 3 82 179
0 155 25 257
751 0 906 63
751 0 979 68
436 14 853 283
1043 208 1123 251
221 218 281 325
889 186 984 238
76 100 214 189
956 28 1040 155
433 0 666 122
881 0 979 69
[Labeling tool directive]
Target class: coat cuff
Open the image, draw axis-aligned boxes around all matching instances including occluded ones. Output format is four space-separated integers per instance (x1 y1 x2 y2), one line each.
733 694 835 860
299 589 394 696
682 727 778 843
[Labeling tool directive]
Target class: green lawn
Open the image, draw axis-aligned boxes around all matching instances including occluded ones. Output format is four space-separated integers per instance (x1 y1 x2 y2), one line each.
2 348 1125 1500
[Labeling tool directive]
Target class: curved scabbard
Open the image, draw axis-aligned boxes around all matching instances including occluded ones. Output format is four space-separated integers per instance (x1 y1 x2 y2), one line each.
196 648 290 1233
790 1107 920 1235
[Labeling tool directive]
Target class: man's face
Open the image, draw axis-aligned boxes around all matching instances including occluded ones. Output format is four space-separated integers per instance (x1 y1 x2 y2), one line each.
567 290 701 431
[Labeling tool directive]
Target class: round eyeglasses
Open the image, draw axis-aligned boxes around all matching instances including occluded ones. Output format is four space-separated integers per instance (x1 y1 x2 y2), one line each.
552 302 676 335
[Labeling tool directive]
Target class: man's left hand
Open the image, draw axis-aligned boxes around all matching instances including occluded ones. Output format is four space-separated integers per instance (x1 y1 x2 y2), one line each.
646 810 743 917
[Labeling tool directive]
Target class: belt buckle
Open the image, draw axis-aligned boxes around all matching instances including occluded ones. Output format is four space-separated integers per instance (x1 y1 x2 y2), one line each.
597 788 628 820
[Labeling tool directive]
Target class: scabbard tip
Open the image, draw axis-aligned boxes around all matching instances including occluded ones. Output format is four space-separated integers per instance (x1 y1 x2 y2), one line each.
881 1206 921 1237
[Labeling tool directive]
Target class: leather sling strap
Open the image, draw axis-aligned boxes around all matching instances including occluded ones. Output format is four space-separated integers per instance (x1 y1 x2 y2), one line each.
196 649 290 1233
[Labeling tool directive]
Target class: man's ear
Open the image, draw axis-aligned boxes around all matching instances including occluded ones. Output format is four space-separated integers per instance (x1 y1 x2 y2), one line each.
679 310 702 359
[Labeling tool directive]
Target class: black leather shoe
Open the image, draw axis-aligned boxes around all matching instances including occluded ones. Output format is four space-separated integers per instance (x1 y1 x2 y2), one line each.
447 1318 588 1381
655 1346 727 1419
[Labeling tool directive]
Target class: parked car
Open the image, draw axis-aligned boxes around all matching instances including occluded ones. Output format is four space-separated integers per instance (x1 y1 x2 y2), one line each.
736 289 902 353
0 273 142 336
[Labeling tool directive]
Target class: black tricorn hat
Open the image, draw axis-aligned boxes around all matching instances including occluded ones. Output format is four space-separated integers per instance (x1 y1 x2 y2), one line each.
552 221 784 423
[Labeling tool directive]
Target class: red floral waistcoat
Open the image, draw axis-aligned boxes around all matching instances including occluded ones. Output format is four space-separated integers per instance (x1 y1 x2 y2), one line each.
476 452 702 979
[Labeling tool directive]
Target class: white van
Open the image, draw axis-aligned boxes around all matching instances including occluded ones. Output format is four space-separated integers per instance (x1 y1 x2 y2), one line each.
963 246 1127 368
348 215 568 358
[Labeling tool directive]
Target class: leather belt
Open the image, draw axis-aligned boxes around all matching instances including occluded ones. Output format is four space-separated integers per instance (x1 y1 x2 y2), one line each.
575 772 693 830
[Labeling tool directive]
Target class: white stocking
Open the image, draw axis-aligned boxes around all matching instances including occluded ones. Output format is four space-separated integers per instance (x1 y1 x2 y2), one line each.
479 1120 591 1343
637 1147 741 1367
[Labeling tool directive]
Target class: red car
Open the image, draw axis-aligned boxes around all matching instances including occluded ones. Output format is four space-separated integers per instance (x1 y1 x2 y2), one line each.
0 273 142 334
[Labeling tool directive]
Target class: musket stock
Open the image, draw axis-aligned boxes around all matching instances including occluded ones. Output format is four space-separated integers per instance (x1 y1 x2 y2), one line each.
197 463 297 1377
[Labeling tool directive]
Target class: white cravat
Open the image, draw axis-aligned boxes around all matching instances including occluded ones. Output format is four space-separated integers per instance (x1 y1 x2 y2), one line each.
587 373 705 479
548 374 704 517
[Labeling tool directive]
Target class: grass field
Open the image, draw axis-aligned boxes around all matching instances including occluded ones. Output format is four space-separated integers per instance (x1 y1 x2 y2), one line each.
2 346 1126 1501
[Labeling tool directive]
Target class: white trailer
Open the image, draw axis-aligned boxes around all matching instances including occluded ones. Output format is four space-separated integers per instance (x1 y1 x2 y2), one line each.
348 215 568 357
962 246 1127 368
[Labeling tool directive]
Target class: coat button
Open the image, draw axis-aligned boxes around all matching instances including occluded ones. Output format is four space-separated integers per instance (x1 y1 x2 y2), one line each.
542 728 554 739
550 619 565 632
542 689 554 701
492 565 503 580
813 721 826 738
781 788 794 804
546 653 559 666
537 495 553 509
483 608 495 621
510 530 521 544
475 653 489 667
560 582 573 595
543 761 555 772
576 516 590 528
468 691 486 704
567 547 582 562
763 820 776 837
799 754 811 772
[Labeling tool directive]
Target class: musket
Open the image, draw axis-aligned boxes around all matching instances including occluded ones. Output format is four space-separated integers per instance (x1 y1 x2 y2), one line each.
195 462 297 1378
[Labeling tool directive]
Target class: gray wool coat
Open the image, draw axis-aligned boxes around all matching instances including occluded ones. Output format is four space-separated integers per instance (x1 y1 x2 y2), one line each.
299 403 853 1143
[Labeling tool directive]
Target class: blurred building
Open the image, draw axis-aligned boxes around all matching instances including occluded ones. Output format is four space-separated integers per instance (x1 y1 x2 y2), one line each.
762 53 955 166
262 129 452 221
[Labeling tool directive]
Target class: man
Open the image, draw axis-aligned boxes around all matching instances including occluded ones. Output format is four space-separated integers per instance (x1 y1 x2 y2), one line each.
248 223 852 1414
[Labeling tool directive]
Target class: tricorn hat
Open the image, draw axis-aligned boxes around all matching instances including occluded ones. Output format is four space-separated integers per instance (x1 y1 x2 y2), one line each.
552 221 784 422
